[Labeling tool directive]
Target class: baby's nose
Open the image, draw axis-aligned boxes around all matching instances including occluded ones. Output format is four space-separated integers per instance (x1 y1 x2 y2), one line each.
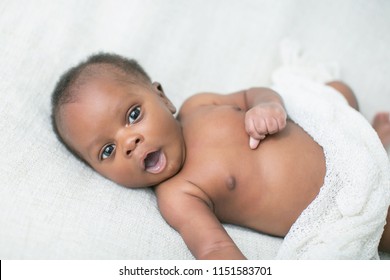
122 135 143 157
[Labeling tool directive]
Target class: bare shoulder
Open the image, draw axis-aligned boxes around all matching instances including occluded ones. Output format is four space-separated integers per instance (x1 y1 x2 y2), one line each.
155 176 244 259
178 92 222 119
155 177 213 228
178 87 281 119
178 89 249 120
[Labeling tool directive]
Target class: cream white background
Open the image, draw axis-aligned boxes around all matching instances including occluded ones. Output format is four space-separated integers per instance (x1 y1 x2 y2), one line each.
0 0 389 259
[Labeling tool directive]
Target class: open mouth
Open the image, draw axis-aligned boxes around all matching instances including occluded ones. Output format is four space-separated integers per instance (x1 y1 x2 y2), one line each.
144 150 166 174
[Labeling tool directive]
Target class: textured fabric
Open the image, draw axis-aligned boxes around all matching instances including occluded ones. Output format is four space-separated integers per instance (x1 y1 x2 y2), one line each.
0 0 390 259
271 42 390 258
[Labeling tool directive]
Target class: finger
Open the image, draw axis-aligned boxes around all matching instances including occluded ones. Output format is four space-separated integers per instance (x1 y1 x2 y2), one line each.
249 136 261 149
254 117 269 136
246 118 267 149
246 117 265 139
277 113 287 130
265 117 279 134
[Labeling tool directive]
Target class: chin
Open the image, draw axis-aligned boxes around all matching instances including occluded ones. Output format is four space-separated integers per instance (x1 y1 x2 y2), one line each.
160 160 182 181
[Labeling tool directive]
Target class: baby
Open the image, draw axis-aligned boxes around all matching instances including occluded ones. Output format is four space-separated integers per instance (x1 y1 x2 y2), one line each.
51 53 390 259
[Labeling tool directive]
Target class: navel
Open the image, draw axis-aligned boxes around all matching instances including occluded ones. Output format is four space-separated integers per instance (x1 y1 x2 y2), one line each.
226 176 236 191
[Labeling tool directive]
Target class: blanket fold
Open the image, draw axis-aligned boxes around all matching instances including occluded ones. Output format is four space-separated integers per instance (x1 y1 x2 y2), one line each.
271 40 390 259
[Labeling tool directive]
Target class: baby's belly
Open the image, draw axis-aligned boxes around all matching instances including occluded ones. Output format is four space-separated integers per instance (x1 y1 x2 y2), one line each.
211 121 326 237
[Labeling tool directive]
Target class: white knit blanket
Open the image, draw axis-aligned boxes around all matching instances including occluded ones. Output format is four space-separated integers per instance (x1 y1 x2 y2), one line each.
271 41 390 259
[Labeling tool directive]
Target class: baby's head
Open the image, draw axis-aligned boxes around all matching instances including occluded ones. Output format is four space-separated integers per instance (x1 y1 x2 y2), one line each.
51 53 186 188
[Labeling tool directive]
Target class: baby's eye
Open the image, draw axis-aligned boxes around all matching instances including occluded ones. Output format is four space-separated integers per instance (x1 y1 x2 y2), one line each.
100 144 115 160
128 106 141 124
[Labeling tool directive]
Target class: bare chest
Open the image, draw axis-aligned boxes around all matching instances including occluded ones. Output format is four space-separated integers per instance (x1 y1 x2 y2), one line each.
180 105 258 188
179 105 326 235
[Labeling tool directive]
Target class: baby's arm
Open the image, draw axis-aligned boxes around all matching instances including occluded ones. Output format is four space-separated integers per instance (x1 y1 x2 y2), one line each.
156 179 246 260
179 87 287 149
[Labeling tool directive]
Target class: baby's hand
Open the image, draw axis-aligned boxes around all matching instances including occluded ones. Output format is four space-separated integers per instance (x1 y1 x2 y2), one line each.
245 102 287 149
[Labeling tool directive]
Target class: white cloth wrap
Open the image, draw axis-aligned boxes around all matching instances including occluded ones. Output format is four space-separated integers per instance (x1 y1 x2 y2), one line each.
271 42 390 259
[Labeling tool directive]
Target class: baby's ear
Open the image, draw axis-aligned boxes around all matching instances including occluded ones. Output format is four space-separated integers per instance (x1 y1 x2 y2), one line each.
153 82 164 93
152 82 176 114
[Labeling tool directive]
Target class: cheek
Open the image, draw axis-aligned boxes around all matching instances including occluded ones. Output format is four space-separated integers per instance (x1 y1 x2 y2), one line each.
154 110 180 134
96 161 153 188
142 113 179 140
94 162 134 186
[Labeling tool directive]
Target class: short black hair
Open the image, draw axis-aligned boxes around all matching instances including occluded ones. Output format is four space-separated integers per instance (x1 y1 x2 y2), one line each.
50 52 151 164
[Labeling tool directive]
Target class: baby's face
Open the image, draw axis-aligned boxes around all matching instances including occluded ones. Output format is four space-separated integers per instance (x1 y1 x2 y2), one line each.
58 77 186 188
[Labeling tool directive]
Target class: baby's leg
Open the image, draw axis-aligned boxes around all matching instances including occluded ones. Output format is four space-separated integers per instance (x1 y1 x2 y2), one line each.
379 207 390 253
326 81 359 110
372 113 390 149
326 82 390 253
326 81 390 149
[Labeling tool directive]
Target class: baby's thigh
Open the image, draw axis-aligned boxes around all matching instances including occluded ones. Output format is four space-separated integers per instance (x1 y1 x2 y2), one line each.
379 206 390 253
326 81 359 110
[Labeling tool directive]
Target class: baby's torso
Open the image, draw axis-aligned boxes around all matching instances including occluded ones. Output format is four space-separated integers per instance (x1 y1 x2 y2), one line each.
178 104 326 237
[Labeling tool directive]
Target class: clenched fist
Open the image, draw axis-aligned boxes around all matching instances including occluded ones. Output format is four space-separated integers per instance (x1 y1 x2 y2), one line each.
245 102 287 149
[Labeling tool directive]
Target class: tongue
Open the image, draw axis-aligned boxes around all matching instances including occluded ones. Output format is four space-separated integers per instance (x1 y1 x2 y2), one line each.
145 151 160 169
